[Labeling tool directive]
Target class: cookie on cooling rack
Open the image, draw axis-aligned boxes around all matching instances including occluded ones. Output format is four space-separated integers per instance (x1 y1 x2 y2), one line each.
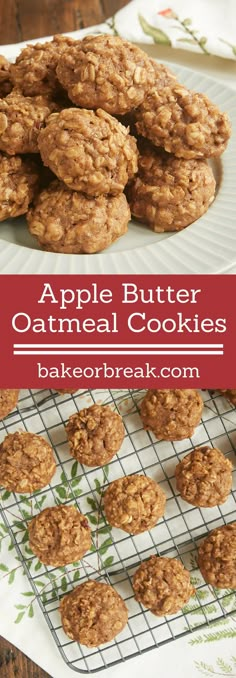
198 523 236 588
0 389 19 420
175 446 232 507
133 556 195 616
0 431 56 493
38 108 138 196
103 474 166 534
28 505 91 566
140 389 203 441
56 34 156 115
60 580 128 646
57 388 79 394
219 389 236 406
65 403 125 467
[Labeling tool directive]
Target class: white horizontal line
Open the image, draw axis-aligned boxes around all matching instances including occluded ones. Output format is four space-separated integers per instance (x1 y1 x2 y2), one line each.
13 350 224 356
13 343 224 349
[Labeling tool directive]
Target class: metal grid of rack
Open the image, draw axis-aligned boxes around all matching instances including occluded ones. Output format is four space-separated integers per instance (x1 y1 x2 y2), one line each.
0 388 235 673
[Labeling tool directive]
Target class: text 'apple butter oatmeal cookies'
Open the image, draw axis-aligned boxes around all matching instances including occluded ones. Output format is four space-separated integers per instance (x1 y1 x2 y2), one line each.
133 556 195 616
0 153 39 222
198 523 236 588
140 389 203 441
10 35 77 98
0 92 58 155
175 446 232 507
66 404 125 467
0 431 56 493
127 144 216 232
56 34 156 115
60 581 128 646
0 55 12 98
28 505 91 566
27 180 130 253
103 474 166 534
0 389 19 420
38 108 138 195
135 84 231 159
219 389 236 406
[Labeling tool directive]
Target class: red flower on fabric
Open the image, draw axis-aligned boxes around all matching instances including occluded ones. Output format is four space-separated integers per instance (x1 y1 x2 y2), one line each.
158 8 177 19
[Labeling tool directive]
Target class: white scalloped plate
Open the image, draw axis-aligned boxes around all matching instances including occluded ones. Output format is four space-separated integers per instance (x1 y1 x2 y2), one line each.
0 46 236 273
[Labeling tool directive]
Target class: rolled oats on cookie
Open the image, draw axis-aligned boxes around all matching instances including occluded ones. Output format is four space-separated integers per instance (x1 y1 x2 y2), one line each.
198 523 236 588
133 556 195 615
103 474 166 534
135 85 231 159
0 153 39 221
175 446 232 507
56 34 155 115
0 389 19 420
38 108 138 196
0 55 12 97
219 389 236 406
127 143 216 232
60 580 128 646
28 505 91 566
11 35 76 97
0 431 56 493
66 404 125 467
0 91 57 155
27 180 130 253
140 389 203 441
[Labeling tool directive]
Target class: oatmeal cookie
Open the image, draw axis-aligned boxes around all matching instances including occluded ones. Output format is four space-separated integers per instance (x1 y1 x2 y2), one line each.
175 446 232 507
11 35 76 97
133 556 195 615
0 431 56 493
66 404 125 467
28 505 91 566
0 55 12 97
57 389 79 395
0 153 39 222
27 180 130 253
38 108 138 196
135 84 231 159
60 581 128 646
140 389 203 441
56 34 155 115
219 389 236 406
127 144 215 232
198 523 236 588
103 474 166 534
0 91 57 155
0 389 19 420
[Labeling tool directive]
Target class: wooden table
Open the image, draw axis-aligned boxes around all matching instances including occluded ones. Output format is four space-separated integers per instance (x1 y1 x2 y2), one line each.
0 2 129 676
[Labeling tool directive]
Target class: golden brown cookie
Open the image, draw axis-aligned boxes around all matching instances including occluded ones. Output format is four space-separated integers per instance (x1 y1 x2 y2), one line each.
0 92 57 155
27 181 130 253
38 108 138 196
198 523 236 588
56 35 155 115
57 389 79 395
60 581 128 646
135 84 231 159
0 389 19 420
66 404 125 467
28 505 91 566
11 35 76 97
0 153 39 222
103 474 166 534
0 55 12 97
140 389 203 441
0 431 56 493
127 144 216 232
175 446 232 507
219 389 236 406
133 556 195 615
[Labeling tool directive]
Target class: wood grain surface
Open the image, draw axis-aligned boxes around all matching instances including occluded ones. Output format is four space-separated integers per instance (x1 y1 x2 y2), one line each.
0 2 129 677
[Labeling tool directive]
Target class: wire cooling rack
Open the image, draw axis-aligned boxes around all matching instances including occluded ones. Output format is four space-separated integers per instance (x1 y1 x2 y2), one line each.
0 388 235 673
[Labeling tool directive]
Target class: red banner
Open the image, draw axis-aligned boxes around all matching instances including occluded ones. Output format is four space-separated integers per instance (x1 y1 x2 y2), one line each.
0 275 234 388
